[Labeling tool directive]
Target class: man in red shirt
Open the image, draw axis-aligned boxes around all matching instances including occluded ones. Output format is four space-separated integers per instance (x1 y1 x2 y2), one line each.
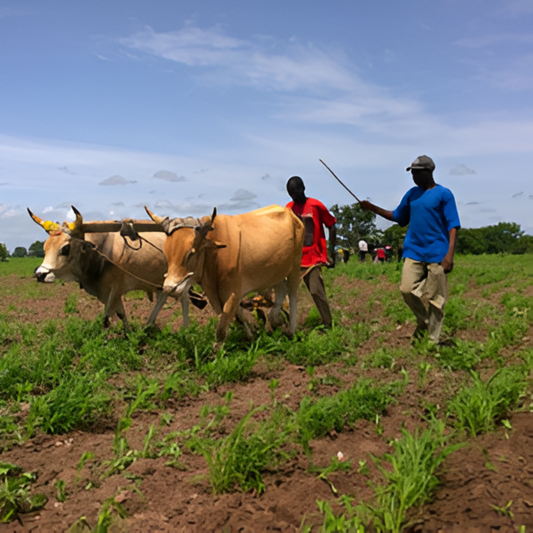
286 176 337 328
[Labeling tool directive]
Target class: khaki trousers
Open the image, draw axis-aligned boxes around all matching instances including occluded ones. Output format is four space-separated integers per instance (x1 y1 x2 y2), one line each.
302 266 332 328
400 258 448 342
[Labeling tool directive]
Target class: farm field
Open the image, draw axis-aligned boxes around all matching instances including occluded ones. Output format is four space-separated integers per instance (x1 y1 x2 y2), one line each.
0 254 532 532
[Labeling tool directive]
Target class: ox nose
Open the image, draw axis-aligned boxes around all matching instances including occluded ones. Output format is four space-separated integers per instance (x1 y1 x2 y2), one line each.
163 272 194 295
34 267 55 283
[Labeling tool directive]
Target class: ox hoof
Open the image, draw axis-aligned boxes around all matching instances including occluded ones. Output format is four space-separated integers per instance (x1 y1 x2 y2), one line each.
213 342 225 353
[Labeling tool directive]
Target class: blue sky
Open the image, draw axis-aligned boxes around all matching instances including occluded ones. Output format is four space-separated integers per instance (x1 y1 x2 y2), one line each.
1 0 533 252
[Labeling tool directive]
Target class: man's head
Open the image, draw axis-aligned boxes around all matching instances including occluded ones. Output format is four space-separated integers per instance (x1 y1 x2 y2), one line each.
406 155 436 190
287 176 307 204
406 155 435 173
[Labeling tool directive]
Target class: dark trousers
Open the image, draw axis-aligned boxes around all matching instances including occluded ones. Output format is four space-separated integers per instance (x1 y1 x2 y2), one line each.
302 266 332 327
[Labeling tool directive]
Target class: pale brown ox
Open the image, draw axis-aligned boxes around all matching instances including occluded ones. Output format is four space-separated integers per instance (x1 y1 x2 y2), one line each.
145 205 304 348
28 207 192 330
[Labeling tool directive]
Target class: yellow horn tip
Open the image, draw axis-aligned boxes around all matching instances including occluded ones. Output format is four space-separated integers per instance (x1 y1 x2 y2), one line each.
43 221 60 231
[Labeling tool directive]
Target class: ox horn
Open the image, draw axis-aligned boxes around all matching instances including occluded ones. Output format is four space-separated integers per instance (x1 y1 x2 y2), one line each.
144 205 170 234
209 207 217 229
64 206 84 236
27 208 61 233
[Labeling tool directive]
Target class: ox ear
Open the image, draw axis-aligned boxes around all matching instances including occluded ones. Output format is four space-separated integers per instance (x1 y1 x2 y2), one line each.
27 208 61 233
144 206 170 234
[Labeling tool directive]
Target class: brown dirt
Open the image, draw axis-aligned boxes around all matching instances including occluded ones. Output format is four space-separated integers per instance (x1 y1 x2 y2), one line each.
0 268 532 532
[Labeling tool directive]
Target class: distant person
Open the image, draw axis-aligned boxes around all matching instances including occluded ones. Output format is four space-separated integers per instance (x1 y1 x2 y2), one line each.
360 155 460 344
286 176 336 328
375 245 386 263
358 239 368 262
342 248 350 263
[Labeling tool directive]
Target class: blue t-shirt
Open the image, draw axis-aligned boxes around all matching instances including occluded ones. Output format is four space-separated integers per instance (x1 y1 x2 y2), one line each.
392 184 460 263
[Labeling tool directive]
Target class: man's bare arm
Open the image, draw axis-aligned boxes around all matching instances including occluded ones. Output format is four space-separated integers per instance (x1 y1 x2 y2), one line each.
441 227 458 273
360 200 395 222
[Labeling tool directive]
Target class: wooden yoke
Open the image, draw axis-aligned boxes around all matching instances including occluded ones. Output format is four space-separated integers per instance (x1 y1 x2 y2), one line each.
81 220 165 234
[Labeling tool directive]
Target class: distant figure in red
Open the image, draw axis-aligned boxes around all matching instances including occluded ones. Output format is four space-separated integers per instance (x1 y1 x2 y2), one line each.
286 176 336 328
375 246 386 263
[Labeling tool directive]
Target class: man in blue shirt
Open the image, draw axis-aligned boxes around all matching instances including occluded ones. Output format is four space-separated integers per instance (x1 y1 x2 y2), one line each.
360 155 460 343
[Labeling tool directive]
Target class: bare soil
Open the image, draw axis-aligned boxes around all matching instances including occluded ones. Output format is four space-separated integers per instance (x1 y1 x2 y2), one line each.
0 269 532 532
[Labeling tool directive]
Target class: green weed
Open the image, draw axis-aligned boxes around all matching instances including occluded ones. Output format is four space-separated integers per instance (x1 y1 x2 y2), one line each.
447 366 529 437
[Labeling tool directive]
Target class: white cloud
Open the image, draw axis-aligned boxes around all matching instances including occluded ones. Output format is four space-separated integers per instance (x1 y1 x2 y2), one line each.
121 26 355 93
99 175 137 186
153 170 187 182
450 164 477 176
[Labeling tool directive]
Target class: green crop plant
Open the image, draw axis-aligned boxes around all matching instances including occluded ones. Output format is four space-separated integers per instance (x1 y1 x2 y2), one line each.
155 433 184 469
296 379 399 452
282 327 366 367
434 339 482 371
25 371 111 436
363 348 398 370
55 479 67 502
358 424 462 532
161 370 201 401
447 366 529 437
198 404 297 495
310 456 352 495
303 496 366 532
199 345 259 386
0 462 48 523
93 496 128 532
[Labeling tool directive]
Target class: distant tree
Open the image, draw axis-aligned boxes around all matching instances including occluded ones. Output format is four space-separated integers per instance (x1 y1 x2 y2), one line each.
456 222 531 255
0 243 8 262
28 241 45 258
12 247 28 258
382 224 407 249
330 203 379 250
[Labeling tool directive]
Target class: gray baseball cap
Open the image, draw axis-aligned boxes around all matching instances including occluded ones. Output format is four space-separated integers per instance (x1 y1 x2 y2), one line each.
406 155 435 171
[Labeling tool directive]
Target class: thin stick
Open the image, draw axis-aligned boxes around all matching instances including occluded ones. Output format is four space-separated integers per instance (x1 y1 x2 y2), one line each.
319 159 361 203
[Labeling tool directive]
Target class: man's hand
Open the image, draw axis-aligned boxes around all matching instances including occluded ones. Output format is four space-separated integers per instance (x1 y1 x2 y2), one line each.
441 254 454 274
324 259 336 269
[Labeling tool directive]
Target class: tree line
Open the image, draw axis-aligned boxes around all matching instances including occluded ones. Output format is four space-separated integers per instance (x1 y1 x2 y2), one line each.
330 203 533 255
0 241 45 261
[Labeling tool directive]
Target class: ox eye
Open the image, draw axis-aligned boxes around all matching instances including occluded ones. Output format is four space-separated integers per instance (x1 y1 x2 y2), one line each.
60 244 71 256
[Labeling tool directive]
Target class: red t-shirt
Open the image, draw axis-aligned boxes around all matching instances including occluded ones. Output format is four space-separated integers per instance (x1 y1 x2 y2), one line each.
286 198 336 267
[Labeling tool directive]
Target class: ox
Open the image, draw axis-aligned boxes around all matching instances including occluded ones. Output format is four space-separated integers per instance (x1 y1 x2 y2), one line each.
28 207 199 330
145 205 304 348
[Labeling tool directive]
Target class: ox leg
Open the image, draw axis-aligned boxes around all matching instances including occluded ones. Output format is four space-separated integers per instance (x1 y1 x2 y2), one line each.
214 293 240 350
268 280 288 331
286 270 301 337
181 291 190 328
236 306 256 341
104 290 129 333
146 291 170 327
